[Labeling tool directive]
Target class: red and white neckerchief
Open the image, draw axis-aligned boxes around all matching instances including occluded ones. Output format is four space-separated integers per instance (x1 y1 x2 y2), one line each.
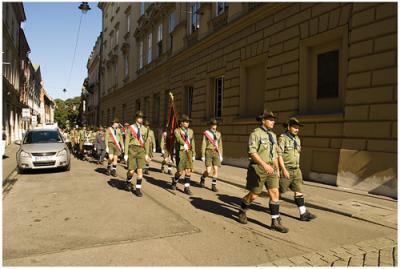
128 124 144 147
180 128 192 149
203 130 220 153
107 127 122 152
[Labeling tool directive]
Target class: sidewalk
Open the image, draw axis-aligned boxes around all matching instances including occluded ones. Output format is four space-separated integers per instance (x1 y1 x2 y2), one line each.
2 143 19 180
149 153 397 230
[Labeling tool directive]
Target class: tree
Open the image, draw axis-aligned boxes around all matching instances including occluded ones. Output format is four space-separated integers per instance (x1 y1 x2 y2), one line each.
54 97 81 129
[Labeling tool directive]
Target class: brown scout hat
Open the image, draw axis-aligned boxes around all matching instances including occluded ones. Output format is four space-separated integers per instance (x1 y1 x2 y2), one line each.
135 110 144 119
256 110 277 122
180 114 191 123
283 117 304 127
208 118 219 126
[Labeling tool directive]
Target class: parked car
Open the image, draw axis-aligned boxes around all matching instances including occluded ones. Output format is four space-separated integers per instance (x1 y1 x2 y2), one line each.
16 128 71 173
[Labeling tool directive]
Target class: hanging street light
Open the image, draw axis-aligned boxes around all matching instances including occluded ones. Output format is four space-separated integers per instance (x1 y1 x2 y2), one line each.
78 2 91 14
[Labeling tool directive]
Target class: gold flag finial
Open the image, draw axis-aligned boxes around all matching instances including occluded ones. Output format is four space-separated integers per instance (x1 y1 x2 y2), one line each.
169 92 174 101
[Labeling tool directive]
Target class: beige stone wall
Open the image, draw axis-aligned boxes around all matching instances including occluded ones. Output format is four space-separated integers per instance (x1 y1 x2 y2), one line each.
98 3 397 197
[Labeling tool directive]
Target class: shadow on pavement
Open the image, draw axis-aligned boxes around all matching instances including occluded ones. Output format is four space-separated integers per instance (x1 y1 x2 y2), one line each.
107 178 130 192
217 193 299 221
144 175 172 190
95 167 108 175
3 155 9 159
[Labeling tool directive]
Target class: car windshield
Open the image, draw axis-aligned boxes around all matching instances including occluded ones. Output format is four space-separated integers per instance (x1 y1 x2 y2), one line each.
23 130 63 144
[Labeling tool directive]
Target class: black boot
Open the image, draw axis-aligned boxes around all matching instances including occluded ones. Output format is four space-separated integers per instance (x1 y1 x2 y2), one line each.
200 177 205 188
271 217 289 233
111 169 117 177
171 177 177 190
160 165 164 173
184 187 192 195
238 210 247 224
126 181 133 192
300 211 317 221
134 188 143 197
212 184 218 192
168 169 173 175
106 165 111 176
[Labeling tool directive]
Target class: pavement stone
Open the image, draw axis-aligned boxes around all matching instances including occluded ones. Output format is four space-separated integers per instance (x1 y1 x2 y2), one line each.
288 256 312 266
331 258 350 266
364 251 379 266
348 254 365 266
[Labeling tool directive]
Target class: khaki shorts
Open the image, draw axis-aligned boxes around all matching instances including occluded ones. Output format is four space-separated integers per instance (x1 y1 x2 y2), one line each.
246 163 279 195
205 149 221 167
128 145 145 171
178 150 193 171
108 142 121 156
279 168 303 193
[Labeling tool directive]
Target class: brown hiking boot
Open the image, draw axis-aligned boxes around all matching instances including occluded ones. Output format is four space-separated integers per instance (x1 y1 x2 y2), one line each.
271 217 289 233
238 210 247 224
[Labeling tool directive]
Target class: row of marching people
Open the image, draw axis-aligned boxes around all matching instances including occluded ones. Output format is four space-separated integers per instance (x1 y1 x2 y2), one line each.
63 108 316 234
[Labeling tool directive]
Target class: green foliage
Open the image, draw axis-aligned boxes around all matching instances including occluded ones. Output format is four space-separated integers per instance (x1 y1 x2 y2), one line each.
54 97 81 129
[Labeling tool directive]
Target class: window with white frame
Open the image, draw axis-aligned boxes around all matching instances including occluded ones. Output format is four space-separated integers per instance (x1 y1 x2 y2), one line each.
140 2 145 16
157 23 163 57
124 54 129 78
147 33 152 64
139 40 144 69
169 11 176 33
190 3 200 33
216 2 229 16
214 77 223 119
127 14 131 32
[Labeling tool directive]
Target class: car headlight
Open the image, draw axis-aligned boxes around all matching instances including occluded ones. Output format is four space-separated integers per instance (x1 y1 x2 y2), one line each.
20 150 31 158
57 149 67 157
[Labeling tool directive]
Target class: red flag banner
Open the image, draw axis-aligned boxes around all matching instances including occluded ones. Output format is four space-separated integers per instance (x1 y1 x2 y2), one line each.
166 92 178 161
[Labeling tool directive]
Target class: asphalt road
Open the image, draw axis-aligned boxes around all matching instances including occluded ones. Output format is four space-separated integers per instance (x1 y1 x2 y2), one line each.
3 156 397 266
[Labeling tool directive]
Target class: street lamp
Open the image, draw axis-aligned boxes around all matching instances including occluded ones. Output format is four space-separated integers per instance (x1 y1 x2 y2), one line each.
78 2 91 14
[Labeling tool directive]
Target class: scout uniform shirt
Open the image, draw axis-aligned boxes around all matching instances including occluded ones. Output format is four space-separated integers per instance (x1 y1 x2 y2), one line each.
201 129 223 156
278 131 301 169
174 127 196 155
105 127 124 153
124 123 149 155
248 125 280 165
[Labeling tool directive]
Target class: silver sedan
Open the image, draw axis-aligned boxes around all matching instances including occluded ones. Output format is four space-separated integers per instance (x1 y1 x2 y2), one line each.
16 128 71 173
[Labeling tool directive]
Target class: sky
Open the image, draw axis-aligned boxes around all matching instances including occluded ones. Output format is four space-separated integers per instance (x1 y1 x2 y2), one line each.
23 2 102 101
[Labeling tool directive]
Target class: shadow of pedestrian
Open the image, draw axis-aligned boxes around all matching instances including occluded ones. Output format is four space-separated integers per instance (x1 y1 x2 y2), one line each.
217 194 299 221
189 196 237 221
95 167 108 175
107 178 130 192
144 175 172 190
3 155 9 159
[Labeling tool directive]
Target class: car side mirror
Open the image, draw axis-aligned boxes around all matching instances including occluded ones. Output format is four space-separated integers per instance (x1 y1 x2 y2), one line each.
14 140 21 145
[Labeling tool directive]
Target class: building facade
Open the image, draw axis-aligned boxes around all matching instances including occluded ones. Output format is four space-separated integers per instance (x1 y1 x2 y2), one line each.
2 3 26 144
97 2 397 198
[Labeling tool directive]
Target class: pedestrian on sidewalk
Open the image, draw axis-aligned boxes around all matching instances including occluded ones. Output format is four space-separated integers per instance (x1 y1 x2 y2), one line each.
143 120 156 175
105 119 124 176
160 126 173 175
124 111 150 197
95 126 106 165
278 117 316 221
200 118 223 192
238 110 289 233
172 114 196 195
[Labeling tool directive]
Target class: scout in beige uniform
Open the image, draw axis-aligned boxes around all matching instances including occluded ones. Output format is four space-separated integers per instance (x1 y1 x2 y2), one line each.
78 126 86 158
200 118 223 192
143 120 156 175
160 127 173 175
124 111 150 197
105 119 124 176
278 117 316 221
238 110 289 233
173 114 196 195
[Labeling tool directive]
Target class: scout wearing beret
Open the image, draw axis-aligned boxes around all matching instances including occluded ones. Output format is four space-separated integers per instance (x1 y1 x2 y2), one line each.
105 118 124 176
172 114 196 195
143 119 156 175
278 117 316 221
200 118 223 192
238 110 289 233
124 111 150 197
160 126 173 175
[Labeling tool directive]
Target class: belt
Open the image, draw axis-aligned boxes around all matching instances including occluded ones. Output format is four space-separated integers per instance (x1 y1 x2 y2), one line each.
287 166 300 170
129 144 143 148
